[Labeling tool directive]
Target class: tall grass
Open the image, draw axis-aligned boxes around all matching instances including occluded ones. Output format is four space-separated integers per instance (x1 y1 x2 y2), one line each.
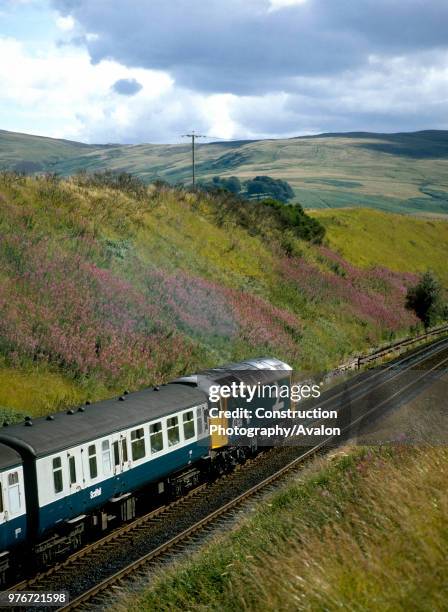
120 446 448 612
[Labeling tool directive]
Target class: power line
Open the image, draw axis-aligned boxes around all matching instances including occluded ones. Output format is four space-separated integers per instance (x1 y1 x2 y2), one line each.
181 130 218 187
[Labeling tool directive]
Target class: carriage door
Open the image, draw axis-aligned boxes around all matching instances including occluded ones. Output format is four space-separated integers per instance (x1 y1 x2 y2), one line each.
0 475 5 524
0 474 6 555
112 433 130 475
67 451 82 493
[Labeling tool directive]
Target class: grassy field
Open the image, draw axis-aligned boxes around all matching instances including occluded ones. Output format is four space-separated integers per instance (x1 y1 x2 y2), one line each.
312 208 448 285
0 173 445 419
115 445 448 612
1 129 448 214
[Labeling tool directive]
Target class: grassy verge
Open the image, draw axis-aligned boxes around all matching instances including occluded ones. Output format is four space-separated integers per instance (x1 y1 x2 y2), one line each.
117 445 448 612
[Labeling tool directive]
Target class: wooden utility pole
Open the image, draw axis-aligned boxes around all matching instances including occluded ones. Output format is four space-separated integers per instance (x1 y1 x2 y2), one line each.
181 130 207 187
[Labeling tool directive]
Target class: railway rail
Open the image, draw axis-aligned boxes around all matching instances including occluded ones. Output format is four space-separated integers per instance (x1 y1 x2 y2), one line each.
7 336 448 611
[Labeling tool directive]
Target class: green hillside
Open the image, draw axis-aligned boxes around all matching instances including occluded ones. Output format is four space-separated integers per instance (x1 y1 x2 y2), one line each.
312 208 448 285
0 172 446 419
1 129 448 214
0 129 95 173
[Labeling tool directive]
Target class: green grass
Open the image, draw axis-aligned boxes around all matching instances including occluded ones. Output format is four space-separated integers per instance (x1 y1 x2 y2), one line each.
0 364 95 418
312 208 448 285
2 129 448 214
116 446 448 612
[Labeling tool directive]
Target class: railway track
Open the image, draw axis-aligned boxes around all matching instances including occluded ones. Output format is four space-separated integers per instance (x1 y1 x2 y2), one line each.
8 336 448 611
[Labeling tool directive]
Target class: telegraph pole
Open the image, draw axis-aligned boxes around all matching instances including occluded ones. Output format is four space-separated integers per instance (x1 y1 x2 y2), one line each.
181 130 207 187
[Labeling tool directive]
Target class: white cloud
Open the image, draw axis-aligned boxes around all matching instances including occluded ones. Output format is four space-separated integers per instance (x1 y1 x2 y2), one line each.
0 36 174 142
55 14 74 31
269 0 308 11
200 94 239 140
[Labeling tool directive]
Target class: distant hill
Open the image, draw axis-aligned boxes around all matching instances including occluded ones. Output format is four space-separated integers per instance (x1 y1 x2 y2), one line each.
1 128 448 214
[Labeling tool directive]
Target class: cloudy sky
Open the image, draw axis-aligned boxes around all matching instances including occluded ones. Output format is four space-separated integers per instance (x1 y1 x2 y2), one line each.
1 0 448 143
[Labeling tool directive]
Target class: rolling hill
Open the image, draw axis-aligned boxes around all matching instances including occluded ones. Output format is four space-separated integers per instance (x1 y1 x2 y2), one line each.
1 129 448 215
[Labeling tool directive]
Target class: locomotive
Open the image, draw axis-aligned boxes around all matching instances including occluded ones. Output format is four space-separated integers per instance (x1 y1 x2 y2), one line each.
0 357 291 583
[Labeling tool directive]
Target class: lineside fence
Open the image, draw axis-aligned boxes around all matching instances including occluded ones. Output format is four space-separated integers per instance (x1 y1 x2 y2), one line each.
323 323 448 383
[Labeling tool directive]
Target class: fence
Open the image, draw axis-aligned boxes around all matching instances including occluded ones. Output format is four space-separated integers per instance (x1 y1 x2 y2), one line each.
323 323 448 383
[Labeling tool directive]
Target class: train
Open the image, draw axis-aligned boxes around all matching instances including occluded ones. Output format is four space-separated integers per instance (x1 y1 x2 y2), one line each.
0 357 291 584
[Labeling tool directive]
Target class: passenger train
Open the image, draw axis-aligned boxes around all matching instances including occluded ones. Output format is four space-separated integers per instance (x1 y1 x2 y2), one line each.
0 358 291 583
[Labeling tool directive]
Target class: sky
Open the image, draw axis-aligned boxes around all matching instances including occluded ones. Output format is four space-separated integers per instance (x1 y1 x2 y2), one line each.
0 0 448 144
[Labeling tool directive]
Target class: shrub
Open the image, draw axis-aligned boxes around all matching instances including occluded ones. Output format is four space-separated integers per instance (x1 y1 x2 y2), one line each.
73 169 147 200
406 271 447 328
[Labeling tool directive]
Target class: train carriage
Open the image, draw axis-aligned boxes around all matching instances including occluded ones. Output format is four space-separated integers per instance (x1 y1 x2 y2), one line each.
0 383 209 565
0 356 292 580
0 444 27 581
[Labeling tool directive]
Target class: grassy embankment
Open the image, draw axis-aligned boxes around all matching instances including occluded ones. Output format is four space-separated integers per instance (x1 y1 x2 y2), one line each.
118 445 448 612
312 207 448 285
0 173 446 418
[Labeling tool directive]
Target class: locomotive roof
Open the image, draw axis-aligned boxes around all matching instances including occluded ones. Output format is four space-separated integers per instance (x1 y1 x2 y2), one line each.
0 444 22 471
0 384 206 458
173 357 292 390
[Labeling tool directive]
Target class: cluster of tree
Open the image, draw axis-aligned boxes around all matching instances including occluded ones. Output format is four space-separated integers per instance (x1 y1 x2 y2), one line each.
198 175 294 202
208 176 242 194
205 190 325 246
260 198 326 244
406 271 448 329
245 176 295 202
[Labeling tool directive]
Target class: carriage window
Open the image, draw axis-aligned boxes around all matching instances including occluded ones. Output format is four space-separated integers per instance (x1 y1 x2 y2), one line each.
8 472 21 513
0 482 3 513
131 428 146 461
69 456 77 485
197 405 206 435
150 421 163 454
121 438 128 462
167 416 180 446
102 440 112 474
88 444 98 479
113 441 120 466
183 411 195 440
52 458 63 494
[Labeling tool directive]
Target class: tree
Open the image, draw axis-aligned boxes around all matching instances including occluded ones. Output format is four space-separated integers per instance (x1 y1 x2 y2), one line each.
223 176 241 194
245 176 294 202
260 198 325 244
200 175 242 194
406 271 445 328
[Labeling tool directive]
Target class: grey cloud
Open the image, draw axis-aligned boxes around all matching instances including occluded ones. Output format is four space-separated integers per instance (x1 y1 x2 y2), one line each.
112 78 143 96
52 0 448 95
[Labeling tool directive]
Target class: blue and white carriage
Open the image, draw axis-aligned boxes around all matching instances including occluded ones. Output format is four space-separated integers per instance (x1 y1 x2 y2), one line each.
0 445 27 581
0 357 291 581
